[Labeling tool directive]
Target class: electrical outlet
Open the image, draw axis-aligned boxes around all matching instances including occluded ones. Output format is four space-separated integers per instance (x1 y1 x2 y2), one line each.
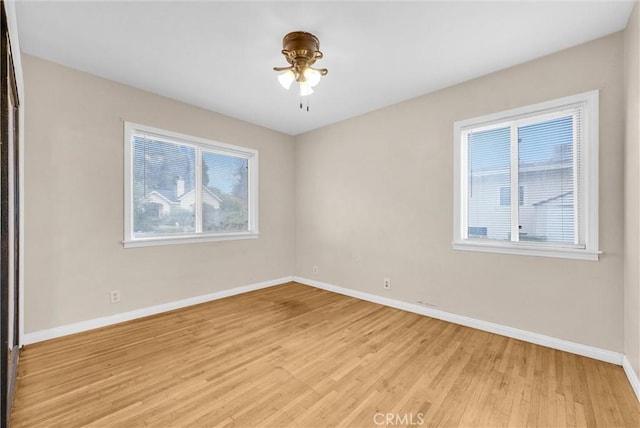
110 290 121 304
383 277 391 289
312 266 319 274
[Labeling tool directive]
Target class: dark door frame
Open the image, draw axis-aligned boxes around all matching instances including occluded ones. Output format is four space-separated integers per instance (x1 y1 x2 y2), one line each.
1 2 21 426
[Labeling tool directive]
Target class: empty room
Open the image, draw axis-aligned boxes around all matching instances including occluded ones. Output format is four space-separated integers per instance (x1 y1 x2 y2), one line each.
2 0 640 427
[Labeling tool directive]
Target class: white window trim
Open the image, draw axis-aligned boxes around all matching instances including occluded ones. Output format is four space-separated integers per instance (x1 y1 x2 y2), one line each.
452 90 599 261
123 122 259 248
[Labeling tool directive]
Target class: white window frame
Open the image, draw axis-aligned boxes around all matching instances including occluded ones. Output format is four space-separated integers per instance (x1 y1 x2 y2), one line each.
452 90 599 261
123 122 259 248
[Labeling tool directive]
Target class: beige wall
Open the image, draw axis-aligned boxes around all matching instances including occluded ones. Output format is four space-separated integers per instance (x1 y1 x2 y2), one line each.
23 55 295 333
295 33 625 352
23 31 631 355
625 1 640 378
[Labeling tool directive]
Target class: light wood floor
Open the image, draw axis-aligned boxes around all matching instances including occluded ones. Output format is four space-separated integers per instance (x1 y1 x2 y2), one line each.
11 282 640 427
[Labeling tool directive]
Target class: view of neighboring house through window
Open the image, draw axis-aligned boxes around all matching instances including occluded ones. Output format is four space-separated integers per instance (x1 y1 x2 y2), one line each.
133 138 197 235
201 151 249 232
124 123 258 247
499 186 524 207
453 91 599 260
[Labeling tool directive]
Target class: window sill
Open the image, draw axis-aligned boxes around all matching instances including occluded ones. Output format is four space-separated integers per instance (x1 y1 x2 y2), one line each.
123 232 259 248
452 240 600 261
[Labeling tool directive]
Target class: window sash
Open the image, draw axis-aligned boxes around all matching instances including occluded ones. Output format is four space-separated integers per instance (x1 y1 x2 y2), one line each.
453 90 599 260
462 109 581 247
123 122 259 248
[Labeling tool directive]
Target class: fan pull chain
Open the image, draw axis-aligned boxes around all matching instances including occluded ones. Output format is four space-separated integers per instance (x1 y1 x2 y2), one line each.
299 95 310 112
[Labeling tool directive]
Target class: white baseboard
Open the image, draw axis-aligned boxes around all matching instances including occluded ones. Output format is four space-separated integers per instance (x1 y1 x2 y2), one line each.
623 356 640 402
23 276 293 345
293 276 624 366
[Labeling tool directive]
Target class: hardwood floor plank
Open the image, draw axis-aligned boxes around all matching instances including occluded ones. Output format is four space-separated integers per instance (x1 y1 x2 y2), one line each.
11 282 640 427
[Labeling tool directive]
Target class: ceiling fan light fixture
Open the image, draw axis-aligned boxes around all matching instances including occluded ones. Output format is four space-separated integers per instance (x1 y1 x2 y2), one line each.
278 69 296 90
303 68 322 87
273 31 328 110
299 82 314 96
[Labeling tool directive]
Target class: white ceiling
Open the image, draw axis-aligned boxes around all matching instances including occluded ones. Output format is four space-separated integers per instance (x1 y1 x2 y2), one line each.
15 1 634 136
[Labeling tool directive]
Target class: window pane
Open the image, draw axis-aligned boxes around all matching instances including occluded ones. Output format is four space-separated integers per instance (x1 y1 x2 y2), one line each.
500 186 524 206
518 116 574 244
132 137 196 236
467 126 511 240
202 152 249 232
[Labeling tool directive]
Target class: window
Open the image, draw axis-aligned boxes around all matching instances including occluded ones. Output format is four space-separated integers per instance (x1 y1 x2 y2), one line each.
124 122 258 247
500 186 524 206
453 91 599 260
